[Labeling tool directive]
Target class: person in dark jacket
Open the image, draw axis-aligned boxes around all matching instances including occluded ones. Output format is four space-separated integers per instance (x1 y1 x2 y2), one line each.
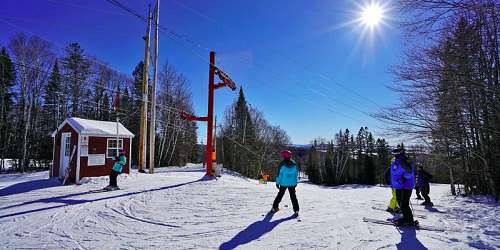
390 145 415 226
105 148 127 191
271 150 300 217
416 164 433 206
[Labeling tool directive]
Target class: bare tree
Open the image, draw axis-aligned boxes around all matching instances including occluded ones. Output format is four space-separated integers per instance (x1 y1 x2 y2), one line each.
9 33 54 171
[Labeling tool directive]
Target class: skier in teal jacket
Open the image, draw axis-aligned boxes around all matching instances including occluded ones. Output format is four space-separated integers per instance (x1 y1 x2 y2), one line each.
105 148 127 191
271 150 300 216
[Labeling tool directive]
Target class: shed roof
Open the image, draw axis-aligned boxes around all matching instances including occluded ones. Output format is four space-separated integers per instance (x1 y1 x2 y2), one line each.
52 117 134 138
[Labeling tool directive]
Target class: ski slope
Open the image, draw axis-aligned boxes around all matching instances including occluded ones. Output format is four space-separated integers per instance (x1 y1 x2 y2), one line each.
0 166 498 249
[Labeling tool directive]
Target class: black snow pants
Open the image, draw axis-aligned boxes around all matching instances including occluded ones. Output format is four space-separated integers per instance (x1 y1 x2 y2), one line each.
273 186 299 212
421 183 431 203
109 169 120 187
415 187 423 198
396 189 414 223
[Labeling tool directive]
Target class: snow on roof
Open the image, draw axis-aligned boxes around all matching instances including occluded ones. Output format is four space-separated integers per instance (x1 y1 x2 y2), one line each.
52 117 134 138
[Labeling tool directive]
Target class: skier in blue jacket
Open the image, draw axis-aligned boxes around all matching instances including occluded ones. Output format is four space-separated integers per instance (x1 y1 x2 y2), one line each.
271 150 300 217
390 145 415 226
105 148 127 191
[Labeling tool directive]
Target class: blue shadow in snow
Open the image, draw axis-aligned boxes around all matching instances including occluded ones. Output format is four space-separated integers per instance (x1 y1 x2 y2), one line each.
396 227 428 250
424 205 446 213
0 178 61 197
0 175 212 219
219 213 295 250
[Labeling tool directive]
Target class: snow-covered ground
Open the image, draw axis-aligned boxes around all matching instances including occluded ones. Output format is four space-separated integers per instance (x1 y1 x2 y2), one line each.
0 166 498 249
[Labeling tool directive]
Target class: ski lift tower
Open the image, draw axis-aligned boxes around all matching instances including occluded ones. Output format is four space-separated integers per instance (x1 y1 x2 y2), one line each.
181 51 237 176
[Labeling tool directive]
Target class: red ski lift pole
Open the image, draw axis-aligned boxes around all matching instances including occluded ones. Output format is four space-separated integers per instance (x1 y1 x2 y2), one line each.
180 51 237 177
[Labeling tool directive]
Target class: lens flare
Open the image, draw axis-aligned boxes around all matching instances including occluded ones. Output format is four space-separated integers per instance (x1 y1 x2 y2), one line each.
361 3 384 27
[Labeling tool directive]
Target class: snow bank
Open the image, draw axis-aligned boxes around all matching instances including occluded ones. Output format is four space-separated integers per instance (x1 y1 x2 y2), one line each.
0 168 498 249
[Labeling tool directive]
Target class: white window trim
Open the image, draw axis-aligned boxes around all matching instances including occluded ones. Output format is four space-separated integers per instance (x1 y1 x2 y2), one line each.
106 138 124 158
76 134 81 183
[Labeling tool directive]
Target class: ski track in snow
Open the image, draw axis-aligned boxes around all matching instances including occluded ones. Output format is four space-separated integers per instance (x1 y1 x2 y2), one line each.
0 167 499 250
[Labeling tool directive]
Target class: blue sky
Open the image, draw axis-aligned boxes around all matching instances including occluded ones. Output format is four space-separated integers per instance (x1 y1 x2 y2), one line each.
0 0 403 144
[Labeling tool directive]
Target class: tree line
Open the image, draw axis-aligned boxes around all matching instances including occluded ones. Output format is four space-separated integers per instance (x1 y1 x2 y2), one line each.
303 127 392 185
0 33 198 172
376 0 499 198
217 87 292 180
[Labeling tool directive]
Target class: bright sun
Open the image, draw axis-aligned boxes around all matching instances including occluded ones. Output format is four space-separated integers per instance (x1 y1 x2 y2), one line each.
361 3 384 27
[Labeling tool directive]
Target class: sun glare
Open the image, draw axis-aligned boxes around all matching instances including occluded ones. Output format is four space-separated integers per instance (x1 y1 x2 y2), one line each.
361 3 384 28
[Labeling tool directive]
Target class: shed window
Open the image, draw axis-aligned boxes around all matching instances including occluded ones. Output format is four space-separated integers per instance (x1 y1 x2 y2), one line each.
107 138 123 158
65 136 71 157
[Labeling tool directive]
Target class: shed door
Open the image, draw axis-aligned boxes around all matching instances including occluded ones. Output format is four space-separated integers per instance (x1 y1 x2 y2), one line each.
59 133 72 178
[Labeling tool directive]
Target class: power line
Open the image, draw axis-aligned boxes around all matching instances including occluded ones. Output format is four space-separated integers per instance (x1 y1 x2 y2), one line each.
2 54 193 117
165 1 385 109
3 0 376 128
103 0 382 125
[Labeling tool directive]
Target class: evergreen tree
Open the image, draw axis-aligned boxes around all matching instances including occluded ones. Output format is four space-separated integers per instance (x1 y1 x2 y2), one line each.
101 93 110 120
120 87 131 122
62 43 90 117
324 142 335 185
366 132 375 156
43 60 62 131
375 138 390 184
232 87 257 177
0 47 16 170
129 62 144 165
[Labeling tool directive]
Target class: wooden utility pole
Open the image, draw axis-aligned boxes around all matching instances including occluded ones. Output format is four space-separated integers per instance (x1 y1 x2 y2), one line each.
138 6 152 173
149 0 160 174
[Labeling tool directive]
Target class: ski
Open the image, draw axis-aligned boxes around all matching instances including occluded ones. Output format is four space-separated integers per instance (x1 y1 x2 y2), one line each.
363 217 452 232
371 206 427 219
89 187 121 193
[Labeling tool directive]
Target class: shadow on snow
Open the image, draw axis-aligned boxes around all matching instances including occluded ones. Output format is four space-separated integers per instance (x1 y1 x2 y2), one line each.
423 205 446 213
396 227 428 250
0 178 61 197
219 212 295 250
0 175 212 220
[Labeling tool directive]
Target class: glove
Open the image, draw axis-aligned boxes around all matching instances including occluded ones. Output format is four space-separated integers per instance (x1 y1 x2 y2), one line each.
276 184 280 189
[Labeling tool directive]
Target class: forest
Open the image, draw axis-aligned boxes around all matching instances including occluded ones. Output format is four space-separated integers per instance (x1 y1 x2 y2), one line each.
0 33 199 172
376 0 499 198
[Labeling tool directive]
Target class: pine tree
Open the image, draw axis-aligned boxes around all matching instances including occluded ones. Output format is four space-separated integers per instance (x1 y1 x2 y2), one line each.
366 132 375 155
102 93 110 120
43 60 62 131
129 62 144 165
324 142 335 185
120 87 131 122
62 43 90 117
0 47 16 171
231 87 257 177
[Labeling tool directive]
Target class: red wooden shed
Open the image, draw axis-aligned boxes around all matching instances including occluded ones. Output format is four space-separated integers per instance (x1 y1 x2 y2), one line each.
51 117 134 183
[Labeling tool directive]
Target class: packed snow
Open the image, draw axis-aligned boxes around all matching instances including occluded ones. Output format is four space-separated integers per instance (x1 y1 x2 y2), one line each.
0 166 498 249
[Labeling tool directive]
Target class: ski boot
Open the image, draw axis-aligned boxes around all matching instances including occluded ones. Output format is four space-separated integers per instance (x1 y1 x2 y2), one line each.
421 201 434 206
270 207 279 213
105 185 120 191
393 207 401 214
394 218 418 227
416 196 424 200
292 211 299 218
